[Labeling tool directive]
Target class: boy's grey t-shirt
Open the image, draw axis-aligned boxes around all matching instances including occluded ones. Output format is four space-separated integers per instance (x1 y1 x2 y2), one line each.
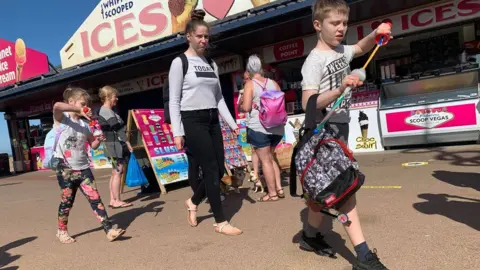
301 45 356 123
168 55 237 137
54 113 92 170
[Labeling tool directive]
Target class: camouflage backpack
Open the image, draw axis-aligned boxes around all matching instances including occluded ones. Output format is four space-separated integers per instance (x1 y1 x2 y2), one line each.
289 94 365 210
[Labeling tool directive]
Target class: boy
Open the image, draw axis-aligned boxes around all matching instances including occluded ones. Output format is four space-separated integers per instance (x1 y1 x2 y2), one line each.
299 0 392 269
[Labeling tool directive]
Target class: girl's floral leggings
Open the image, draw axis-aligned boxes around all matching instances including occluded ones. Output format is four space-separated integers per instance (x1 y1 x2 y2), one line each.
56 166 112 233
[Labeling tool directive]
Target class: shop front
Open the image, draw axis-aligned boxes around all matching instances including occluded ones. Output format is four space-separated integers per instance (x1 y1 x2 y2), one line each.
346 0 480 148
0 0 316 182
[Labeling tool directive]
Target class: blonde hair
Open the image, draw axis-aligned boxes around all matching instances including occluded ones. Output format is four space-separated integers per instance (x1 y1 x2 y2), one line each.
312 0 349 22
63 86 90 103
99 85 118 103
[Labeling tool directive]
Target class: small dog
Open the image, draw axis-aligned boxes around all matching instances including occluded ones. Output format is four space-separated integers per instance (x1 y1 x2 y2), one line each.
221 168 247 194
251 170 266 193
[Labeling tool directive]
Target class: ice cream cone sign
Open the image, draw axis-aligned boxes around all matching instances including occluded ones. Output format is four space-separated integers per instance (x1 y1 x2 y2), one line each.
358 111 369 139
168 0 199 34
251 0 270 7
15 38 27 82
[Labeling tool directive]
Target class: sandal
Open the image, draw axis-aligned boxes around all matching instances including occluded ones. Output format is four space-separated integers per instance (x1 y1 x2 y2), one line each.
258 194 279 202
56 230 76 244
277 188 285 199
110 202 133 209
214 222 243 236
185 200 198 227
106 228 126 242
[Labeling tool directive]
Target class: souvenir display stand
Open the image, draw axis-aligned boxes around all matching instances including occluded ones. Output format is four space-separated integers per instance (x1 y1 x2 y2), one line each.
123 109 189 194
219 116 251 178
121 108 251 194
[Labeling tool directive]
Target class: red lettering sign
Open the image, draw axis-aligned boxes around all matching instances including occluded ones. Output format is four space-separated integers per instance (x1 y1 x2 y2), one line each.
80 3 168 58
347 0 480 43
273 39 304 61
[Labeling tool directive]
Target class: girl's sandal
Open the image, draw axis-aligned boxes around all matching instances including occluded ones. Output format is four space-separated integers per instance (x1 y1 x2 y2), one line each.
56 230 76 244
277 188 285 199
185 201 198 227
214 222 243 236
106 228 126 242
258 194 279 202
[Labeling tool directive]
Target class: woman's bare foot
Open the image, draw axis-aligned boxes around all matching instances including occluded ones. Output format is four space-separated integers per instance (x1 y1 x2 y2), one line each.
214 222 243 236
185 199 198 227
56 230 76 244
110 200 133 209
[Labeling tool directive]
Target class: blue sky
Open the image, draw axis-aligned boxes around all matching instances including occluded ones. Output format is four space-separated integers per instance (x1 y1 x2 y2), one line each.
0 0 99 154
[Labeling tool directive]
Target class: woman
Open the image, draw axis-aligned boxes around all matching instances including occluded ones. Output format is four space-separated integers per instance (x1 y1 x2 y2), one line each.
241 55 285 202
168 10 242 236
238 71 261 188
98 86 133 209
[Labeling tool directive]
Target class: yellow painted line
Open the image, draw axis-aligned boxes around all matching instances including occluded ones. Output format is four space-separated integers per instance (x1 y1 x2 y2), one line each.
362 185 402 189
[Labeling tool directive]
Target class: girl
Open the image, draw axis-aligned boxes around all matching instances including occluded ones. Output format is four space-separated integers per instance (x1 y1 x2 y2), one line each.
168 9 242 236
53 87 125 243
241 55 285 202
97 85 133 209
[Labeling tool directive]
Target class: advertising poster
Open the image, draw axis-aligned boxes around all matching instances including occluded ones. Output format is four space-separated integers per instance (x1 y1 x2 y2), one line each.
348 108 384 153
281 114 305 147
220 116 248 169
61 0 281 68
152 153 188 185
0 38 50 88
30 147 48 171
385 103 478 133
132 109 188 185
235 119 252 161
91 144 112 169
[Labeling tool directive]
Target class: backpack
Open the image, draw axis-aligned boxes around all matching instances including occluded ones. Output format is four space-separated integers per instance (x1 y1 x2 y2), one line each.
252 78 288 129
43 124 66 170
289 94 365 210
163 53 215 124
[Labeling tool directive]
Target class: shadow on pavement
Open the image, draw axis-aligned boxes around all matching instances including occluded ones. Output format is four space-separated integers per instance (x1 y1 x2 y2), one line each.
72 201 164 239
0 182 22 187
413 193 480 231
400 147 480 166
0 236 37 269
292 208 356 265
432 170 480 191
223 187 256 221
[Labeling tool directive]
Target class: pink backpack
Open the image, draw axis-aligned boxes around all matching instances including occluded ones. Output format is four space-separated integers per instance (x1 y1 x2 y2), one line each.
253 78 288 129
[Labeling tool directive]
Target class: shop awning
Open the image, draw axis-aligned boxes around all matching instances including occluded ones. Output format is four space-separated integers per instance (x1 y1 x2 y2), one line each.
0 0 312 107
0 0 444 111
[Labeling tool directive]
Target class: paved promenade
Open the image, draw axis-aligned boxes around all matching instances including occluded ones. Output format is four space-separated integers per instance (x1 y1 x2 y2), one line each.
1 145 479 269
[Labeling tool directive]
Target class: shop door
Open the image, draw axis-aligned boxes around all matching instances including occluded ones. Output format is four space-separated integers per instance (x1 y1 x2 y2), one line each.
116 88 163 121
219 74 235 118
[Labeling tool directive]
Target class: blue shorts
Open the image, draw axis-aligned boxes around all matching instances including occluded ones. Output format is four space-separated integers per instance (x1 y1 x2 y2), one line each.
247 128 283 149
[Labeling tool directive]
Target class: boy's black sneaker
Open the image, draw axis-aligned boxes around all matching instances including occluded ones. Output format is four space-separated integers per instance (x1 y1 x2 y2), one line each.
299 231 336 257
353 250 388 270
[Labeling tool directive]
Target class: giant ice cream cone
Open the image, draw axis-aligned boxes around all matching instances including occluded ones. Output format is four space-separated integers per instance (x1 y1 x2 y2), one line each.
358 111 369 139
251 0 270 7
15 39 27 83
169 0 198 34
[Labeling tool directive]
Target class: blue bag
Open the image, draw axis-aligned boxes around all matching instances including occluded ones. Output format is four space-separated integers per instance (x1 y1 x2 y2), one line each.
125 154 149 187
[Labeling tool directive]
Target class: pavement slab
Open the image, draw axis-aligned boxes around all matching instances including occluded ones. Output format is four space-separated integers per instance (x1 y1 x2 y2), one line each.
0 144 479 270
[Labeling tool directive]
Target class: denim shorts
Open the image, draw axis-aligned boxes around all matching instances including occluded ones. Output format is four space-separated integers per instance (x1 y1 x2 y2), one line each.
247 128 283 149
